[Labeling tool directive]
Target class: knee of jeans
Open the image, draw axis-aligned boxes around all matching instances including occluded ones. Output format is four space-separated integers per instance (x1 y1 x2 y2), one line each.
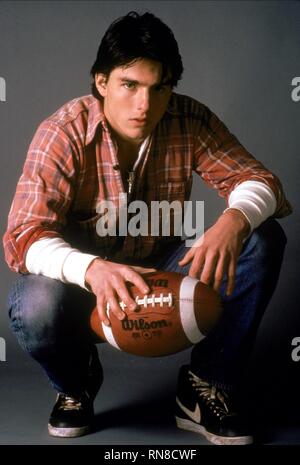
8 275 67 353
245 218 287 261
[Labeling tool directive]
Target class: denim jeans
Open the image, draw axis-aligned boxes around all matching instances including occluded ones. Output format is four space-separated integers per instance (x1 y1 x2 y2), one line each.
7 218 287 395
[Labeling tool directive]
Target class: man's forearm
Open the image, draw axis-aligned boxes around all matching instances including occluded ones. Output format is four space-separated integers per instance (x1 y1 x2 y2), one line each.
221 208 251 239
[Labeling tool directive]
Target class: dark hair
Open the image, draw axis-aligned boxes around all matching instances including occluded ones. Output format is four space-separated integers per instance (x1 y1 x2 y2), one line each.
90 11 183 99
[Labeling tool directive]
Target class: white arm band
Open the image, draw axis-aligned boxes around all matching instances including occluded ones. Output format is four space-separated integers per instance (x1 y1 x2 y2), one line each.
25 237 98 290
224 180 277 233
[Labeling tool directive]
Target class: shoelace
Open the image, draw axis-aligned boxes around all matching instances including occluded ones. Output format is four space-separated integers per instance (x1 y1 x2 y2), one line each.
189 371 235 420
58 395 83 411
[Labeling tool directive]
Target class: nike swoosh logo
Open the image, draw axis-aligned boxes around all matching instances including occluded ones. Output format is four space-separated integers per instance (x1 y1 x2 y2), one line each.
176 397 201 423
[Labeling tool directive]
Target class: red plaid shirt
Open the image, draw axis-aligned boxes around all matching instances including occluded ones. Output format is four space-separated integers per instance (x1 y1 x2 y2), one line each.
3 93 292 273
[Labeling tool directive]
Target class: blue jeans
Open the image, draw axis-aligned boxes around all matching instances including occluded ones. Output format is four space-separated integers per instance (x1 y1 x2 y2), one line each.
7 218 286 395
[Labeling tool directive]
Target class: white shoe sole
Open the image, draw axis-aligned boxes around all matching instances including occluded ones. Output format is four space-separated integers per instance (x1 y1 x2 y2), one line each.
175 416 253 445
48 423 90 438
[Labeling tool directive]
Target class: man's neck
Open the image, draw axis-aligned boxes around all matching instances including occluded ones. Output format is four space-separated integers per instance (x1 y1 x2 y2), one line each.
113 132 143 156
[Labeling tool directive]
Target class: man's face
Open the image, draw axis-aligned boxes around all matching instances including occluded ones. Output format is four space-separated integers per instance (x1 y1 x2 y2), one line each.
95 58 172 146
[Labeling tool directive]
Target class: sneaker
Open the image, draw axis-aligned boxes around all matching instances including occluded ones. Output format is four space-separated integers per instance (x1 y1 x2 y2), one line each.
48 392 94 438
175 365 253 445
48 346 102 438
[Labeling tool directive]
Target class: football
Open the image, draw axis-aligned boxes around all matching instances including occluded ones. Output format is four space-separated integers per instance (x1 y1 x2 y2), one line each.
90 270 222 357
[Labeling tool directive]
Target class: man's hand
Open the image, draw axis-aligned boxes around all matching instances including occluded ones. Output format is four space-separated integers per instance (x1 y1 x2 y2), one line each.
85 259 156 326
178 209 250 296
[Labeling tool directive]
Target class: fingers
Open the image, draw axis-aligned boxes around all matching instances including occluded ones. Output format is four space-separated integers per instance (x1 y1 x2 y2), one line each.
226 258 236 296
124 268 150 295
198 252 218 284
97 295 110 327
106 292 126 321
213 254 229 292
131 265 157 275
117 282 138 311
188 252 205 279
178 247 196 267
98 290 128 327
187 249 236 295
178 219 242 294
96 266 152 326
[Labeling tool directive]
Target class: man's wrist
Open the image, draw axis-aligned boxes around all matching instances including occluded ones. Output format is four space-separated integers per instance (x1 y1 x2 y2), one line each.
222 208 251 237
84 256 108 291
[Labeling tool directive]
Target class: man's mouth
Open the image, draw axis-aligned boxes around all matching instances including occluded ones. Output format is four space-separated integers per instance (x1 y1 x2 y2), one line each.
131 118 149 126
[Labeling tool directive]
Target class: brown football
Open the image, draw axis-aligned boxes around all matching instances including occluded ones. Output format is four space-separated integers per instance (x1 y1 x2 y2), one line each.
90 270 222 357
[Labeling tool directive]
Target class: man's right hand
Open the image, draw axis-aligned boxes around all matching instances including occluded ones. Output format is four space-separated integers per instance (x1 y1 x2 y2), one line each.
85 258 156 326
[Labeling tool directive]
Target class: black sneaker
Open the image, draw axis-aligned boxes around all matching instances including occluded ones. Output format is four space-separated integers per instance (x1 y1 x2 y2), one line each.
175 365 253 445
48 346 103 438
48 392 94 438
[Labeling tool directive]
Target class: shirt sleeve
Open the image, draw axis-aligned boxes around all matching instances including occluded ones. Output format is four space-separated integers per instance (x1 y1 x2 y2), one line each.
25 237 98 290
3 120 79 273
193 105 292 219
224 180 277 233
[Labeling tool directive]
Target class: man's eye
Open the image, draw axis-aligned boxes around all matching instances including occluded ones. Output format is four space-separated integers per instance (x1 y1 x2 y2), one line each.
123 82 135 89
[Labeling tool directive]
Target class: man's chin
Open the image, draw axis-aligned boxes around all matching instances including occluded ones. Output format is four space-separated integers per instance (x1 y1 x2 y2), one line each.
126 130 151 144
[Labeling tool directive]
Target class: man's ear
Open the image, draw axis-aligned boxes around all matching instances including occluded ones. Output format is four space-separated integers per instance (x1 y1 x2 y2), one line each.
95 74 108 98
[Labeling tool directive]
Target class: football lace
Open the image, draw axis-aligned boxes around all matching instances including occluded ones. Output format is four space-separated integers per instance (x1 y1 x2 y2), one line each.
106 293 173 311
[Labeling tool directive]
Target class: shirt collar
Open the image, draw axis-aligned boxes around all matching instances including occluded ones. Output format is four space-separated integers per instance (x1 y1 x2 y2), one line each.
85 96 107 145
85 92 180 145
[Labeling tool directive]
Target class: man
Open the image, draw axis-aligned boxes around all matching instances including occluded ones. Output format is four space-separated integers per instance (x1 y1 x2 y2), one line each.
3 12 291 445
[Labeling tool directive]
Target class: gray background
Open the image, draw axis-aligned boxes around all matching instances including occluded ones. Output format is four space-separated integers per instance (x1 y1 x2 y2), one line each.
0 0 299 445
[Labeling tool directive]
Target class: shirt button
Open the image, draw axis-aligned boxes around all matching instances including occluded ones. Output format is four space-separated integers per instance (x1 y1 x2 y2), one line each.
113 164 120 171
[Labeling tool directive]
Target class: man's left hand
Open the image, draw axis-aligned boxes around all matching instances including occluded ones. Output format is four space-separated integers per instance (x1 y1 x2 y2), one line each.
178 209 250 296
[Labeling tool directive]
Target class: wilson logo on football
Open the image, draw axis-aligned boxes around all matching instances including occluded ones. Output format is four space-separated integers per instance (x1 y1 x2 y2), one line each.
121 317 170 331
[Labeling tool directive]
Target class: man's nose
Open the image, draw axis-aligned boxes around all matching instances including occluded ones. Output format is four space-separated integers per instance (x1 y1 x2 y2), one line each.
137 89 151 113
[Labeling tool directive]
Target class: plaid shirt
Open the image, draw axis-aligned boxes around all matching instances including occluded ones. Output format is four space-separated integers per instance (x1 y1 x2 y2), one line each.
3 93 292 273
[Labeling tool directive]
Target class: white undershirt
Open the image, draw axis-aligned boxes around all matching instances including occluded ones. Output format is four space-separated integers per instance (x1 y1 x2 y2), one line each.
25 179 277 290
223 180 276 232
